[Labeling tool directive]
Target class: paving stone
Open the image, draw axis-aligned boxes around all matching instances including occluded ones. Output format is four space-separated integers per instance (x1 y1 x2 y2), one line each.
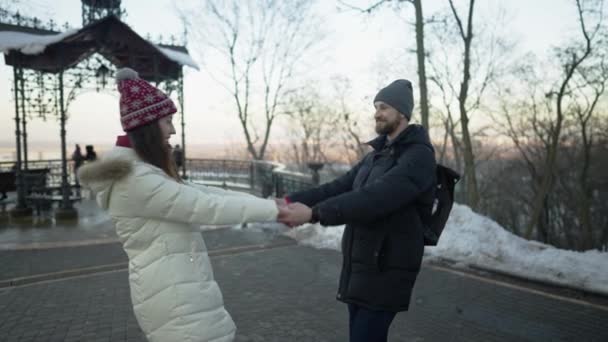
0 227 606 341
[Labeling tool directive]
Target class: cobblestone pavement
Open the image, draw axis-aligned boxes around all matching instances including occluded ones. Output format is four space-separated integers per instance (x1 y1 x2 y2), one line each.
0 227 292 283
0 200 116 249
1 232 607 341
1 198 607 341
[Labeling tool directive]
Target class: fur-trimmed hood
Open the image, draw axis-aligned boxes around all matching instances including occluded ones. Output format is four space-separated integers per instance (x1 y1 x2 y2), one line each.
78 157 133 185
77 147 136 209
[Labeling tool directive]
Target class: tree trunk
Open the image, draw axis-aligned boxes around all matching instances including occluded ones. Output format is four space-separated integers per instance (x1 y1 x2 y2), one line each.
524 0 594 239
450 0 479 209
577 109 595 250
413 0 429 130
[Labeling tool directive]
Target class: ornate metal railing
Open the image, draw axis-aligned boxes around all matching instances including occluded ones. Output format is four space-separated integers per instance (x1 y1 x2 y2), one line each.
0 159 78 188
185 159 315 197
1 158 320 199
0 8 71 32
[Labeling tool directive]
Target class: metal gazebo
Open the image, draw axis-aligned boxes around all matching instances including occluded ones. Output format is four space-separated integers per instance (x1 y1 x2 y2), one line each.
0 2 198 219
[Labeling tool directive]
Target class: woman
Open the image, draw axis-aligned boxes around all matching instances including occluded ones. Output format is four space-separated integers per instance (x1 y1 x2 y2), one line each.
78 68 281 342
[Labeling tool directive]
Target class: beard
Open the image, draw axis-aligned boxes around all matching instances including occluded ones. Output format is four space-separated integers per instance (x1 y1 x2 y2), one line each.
375 118 401 135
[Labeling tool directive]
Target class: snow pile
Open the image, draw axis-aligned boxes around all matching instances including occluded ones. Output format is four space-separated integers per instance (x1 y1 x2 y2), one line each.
281 203 608 295
427 204 608 295
284 223 344 250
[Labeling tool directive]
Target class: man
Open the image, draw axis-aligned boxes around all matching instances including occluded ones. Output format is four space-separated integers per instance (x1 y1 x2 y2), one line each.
278 79 436 342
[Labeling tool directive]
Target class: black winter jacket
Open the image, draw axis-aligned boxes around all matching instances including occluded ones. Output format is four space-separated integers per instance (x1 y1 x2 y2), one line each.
287 124 436 312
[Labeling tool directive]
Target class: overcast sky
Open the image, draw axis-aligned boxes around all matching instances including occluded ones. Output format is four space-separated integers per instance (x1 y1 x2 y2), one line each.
0 0 580 152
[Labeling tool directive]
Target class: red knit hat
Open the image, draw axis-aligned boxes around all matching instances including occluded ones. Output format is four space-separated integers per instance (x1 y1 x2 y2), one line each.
116 68 177 132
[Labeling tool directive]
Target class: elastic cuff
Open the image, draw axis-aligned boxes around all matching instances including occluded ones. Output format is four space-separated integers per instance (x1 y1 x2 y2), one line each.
310 206 320 224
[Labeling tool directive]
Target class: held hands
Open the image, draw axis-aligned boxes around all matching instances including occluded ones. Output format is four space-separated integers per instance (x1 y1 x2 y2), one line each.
276 201 312 228
274 197 287 207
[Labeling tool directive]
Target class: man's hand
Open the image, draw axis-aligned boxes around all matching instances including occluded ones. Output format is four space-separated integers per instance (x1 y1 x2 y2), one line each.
278 202 313 227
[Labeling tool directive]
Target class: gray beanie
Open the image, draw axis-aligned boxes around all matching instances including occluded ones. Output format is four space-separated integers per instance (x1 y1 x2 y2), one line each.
373 79 414 120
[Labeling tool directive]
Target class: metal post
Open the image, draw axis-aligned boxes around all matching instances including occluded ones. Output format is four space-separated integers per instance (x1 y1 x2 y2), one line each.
56 70 77 219
178 71 186 178
19 70 28 170
249 162 255 190
10 66 31 216
307 162 324 186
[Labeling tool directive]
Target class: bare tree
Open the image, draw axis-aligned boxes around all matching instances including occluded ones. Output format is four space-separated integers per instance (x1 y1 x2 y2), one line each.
280 77 373 168
446 0 480 209
338 0 430 130
331 76 370 164
494 0 607 249
524 0 604 238
428 68 462 171
411 0 430 130
180 0 324 160
283 86 339 168
566 50 607 249
425 0 511 210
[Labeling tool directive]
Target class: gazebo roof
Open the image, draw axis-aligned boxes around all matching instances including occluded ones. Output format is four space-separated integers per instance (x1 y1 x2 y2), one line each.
0 15 198 81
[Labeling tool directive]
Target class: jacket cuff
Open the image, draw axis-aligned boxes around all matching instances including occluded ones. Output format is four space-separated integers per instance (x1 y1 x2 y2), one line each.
284 196 291 204
310 206 321 224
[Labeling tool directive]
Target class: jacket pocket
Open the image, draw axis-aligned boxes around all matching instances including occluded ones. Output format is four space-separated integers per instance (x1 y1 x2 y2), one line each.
350 228 387 272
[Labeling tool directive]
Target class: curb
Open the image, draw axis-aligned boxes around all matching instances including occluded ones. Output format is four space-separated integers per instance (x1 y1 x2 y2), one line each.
0 237 120 251
468 263 608 298
0 262 126 288
426 256 608 300
0 227 238 251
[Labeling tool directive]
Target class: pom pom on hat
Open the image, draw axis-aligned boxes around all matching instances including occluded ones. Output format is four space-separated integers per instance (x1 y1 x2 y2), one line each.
115 67 139 82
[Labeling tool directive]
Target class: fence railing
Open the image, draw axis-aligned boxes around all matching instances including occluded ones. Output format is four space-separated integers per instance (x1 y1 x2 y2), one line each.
1 158 319 198
185 158 316 197
0 159 78 188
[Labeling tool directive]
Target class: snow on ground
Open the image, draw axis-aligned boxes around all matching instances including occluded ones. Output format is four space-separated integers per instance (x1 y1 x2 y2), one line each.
272 204 608 295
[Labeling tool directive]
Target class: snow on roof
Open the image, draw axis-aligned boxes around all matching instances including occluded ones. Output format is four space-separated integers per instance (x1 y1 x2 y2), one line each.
0 30 78 55
0 30 199 70
156 45 200 70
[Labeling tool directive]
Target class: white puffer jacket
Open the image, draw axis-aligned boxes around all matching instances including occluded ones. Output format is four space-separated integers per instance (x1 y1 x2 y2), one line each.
78 146 278 342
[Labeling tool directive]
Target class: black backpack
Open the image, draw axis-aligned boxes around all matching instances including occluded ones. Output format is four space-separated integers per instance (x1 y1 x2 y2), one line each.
422 164 461 246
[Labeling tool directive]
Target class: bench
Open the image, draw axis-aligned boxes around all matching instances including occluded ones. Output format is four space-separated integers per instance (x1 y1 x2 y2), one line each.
0 171 16 197
1 168 50 199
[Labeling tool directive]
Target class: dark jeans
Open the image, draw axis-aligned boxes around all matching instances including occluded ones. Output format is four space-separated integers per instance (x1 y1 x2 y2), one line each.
348 303 397 342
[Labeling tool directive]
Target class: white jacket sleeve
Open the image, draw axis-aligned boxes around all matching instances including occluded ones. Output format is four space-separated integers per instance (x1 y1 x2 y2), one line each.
127 168 278 225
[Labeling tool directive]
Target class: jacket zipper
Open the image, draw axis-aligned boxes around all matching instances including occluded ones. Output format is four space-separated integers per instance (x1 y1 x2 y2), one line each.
338 226 354 300
338 149 393 299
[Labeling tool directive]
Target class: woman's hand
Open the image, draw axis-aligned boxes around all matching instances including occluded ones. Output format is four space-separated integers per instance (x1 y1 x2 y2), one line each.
277 202 312 227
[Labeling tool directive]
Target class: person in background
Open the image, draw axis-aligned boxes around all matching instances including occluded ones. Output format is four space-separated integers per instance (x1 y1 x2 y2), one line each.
71 144 85 179
172 144 184 169
85 145 97 162
78 67 286 342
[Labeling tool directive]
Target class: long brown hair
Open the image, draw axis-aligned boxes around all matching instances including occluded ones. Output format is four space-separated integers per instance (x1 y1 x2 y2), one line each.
128 121 181 181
